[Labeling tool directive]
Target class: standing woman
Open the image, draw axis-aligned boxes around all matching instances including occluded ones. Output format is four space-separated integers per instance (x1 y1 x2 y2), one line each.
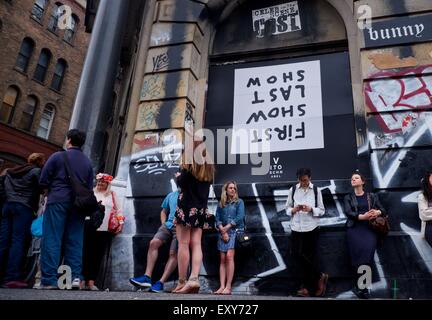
82 173 124 290
214 181 245 295
0 153 45 288
172 142 214 294
418 172 432 245
344 171 386 299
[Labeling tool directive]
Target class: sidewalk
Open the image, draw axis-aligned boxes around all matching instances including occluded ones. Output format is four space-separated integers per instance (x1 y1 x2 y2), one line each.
0 288 337 300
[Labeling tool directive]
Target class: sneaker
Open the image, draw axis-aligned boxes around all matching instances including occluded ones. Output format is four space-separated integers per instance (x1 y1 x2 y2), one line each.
86 285 99 291
71 278 82 290
150 281 164 293
129 275 152 288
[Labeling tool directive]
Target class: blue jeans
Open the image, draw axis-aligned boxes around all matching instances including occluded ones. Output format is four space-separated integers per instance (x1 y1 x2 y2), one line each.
40 202 85 286
0 202 34 282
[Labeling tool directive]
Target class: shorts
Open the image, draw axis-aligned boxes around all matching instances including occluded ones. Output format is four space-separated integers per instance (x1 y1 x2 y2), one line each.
153 224 178 252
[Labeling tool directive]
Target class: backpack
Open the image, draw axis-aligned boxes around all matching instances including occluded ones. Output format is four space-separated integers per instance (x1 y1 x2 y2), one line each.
62 152 99 217
291 184 318 208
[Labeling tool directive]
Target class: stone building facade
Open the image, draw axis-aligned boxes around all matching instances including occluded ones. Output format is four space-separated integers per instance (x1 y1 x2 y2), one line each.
81 0 432 298
0 0 90 170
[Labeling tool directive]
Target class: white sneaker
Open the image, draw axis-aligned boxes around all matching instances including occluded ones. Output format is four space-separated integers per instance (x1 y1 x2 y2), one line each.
87 285 99 291
71 278 82 290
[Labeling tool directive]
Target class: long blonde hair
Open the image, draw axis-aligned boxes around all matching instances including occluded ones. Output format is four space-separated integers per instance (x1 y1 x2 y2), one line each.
181 140 214 182
220 181 239 208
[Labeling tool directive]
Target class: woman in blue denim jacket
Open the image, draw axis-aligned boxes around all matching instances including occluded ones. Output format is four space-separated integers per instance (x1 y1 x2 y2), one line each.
214 181 245 295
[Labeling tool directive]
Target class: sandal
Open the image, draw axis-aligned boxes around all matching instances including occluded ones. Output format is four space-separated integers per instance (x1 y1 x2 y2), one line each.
172 278 186 293
176 277 200 294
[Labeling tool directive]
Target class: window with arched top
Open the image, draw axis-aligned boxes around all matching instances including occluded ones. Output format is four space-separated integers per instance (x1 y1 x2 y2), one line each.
50 59 67 91
64 14 78 44
37 104 55 139
47 2 62 33
0 86 20 124
18 95 38 131
15 37 35 73
33 48 52 83
31 0 48 22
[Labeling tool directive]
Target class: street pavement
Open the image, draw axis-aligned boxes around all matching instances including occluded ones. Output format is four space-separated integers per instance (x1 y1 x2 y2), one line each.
0 288 336 300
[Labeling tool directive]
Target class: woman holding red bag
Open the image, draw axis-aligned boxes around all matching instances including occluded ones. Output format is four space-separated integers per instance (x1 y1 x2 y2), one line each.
82 173 124 290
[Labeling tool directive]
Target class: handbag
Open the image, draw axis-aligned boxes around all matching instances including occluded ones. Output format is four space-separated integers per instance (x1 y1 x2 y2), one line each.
235 213 251 249
367 193 390 237
62 152 99 217
31 215 44 238
235 229 251 249
369 216 390 236
108 191 120 233
31 196 47 238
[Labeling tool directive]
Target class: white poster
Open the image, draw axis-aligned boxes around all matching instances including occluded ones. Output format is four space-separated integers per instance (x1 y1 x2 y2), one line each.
231 60 324 154
252 1 301 38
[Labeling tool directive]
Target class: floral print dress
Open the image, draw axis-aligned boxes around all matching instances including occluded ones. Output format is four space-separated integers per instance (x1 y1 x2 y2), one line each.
174 169 212 229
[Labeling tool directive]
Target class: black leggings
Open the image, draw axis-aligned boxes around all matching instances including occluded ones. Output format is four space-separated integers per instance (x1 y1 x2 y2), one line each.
82 222 112 282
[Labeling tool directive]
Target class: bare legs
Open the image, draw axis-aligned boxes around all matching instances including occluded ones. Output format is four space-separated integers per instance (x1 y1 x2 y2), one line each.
215 252 227 294
189 227 203 279
144 238 163 278
159 250 177 283
173 224 189 292
173 224 203 293
215 249 235 294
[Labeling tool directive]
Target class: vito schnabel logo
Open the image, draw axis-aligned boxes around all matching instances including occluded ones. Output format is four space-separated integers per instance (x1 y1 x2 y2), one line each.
268 157 284 179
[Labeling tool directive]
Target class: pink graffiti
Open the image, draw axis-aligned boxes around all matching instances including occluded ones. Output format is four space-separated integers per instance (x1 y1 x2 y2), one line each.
365 65 432 133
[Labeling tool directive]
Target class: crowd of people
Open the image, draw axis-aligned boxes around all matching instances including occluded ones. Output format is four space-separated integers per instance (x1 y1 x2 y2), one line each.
0 129 124 290
0 129 431 299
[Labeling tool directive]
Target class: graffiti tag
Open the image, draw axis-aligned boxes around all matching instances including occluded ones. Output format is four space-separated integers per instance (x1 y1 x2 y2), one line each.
152 53 169 72
133 153 181 175
365 65 432 133
141 75 163 100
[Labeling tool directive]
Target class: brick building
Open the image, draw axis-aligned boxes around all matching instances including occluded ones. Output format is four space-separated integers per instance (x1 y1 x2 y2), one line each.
0 0 90 170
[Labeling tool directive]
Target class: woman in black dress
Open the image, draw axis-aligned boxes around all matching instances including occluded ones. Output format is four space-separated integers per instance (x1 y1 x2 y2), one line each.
344 171 386 299
172 142 215 294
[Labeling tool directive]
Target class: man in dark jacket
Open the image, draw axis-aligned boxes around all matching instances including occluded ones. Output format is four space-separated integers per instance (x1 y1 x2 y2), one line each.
38 129 94 290
0 153 45 288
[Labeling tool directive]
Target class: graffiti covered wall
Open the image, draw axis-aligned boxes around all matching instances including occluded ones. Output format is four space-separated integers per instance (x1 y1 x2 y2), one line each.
105 0 432 298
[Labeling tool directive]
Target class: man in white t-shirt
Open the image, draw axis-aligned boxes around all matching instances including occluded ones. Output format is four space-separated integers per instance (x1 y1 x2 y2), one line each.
286 168 328 297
